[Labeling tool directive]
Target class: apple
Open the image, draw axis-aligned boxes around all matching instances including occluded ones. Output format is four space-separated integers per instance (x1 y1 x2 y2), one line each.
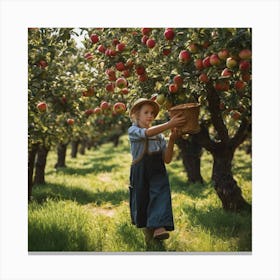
141 28 152 35
234 80 246 91
115 77 128 89
123 69 131 77
218 49 229 60
162 48 171 56
121 88 129 94
241 72 251 82
199 73 209 83
164 28 175 40
221 68 233 77
210 54 221 66
156 94 166 105
116 62 125 71
38 60 48 68
239 60 250 71
61 95 67 104
100 101 110 111
93 107 102 114
173 75 183 86
226 57 237 68
84 52 93 60
106 69 116 81
105 83 115 92
179 50 191 63
113 102 126 114
202 56 211 68
125 58 134 69
188 43 199 53
150 94 157 101
85 109 94 116
67 118 74 125
112 38 120 46
116 43 126 52
90 34 99 44
136 65 145 75
37 101 47 112
138 73 148 82
97 45 106 53
141 35 149 44
194 59 204 70
239 49 251 60
214 80 230 91
86 87 94 97
169 83 178 93
146 38 156 48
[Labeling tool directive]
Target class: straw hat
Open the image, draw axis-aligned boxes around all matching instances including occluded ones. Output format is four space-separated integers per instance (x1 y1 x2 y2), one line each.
129 98 160 118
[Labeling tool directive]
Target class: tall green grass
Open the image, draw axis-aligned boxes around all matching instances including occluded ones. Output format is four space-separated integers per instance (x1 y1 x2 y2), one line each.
29 135 251 252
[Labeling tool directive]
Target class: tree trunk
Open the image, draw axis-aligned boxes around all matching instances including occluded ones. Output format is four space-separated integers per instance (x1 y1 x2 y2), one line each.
79 139 86 155
176 137 204 183
212 148 251 212
34 145 49 185
112 134 120 147
71 140 79 158
55 143 67 168
28 143 39 201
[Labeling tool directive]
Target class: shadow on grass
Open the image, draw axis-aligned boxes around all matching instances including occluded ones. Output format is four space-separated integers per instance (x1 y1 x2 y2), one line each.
182 204 252 251
32 182 128 206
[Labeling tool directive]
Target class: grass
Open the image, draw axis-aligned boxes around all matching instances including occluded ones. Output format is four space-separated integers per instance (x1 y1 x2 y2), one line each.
28 135 252 252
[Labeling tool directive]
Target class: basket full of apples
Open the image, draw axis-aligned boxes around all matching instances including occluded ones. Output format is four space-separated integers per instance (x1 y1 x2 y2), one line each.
168 103 201 134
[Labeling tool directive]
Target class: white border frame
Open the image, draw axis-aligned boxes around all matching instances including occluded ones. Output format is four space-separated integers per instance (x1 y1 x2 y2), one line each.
1 0 280 279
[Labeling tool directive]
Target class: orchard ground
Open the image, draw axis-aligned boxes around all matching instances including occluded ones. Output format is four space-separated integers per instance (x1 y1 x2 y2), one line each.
28 135 251 252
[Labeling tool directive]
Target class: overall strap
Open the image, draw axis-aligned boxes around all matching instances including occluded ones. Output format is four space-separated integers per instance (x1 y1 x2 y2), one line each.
131 137 148 165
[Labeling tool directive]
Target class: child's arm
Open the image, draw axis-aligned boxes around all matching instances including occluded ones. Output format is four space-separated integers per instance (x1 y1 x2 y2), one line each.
145 114 185 137
164 128 181 164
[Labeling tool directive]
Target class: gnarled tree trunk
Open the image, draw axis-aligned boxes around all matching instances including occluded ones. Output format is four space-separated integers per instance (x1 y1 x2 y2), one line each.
71 140 79 158
28 143 39 201
176 137 203 183
55 143 68 168
34 145 49 185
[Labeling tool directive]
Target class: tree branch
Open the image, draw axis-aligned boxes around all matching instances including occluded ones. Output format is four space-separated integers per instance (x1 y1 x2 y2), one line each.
230 118 251 150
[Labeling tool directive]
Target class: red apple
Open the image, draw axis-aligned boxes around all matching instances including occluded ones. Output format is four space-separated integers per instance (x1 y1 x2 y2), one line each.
38 60 48 68
116 43 126 52
85 109 94 116
97 45 106 53
221 68 233 77
113 102 126 114
123 69 131 78
136 65 145 75
84 52 93 60
202 56 211 68
169 83 178 93
194 59 204 70
86 87 94 97
112 38 119 46
141 35 149 44
226 57 237 68
173 75 183 86
115 62 125 71
105 83 115 92
218 49 229 60
239 60 250 71
179 50 191 63
37 101 47 112
138 73 148 82
164 28 175 40
100 101 110 111
162 48 171 56
210 54 221 66
199 73 209 83
106 69 116 81
121 88 129 95
230 110 241 120
146 38 156 48
67 118 74 125
241 72 251 82
239 49 251 60
116 77 128 89
234 80 246 91
93 107 102 114
141 28 152 35
90 34 99 44
214 80 230 91
125 58 134 69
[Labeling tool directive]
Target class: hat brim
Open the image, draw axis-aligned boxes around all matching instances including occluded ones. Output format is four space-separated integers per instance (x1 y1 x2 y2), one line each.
129 100 160 118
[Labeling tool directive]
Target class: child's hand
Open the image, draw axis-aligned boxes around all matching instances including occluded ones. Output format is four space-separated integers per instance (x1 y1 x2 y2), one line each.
169 113 186 128
169 128 182 141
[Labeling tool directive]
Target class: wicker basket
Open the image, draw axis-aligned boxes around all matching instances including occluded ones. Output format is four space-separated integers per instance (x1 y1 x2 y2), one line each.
168 103 201 134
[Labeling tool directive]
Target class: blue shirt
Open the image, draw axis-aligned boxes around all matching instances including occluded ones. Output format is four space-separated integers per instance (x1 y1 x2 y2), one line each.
128 124 167 161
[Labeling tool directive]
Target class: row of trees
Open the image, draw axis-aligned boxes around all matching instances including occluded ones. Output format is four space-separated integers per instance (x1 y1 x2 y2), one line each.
28 27 251 211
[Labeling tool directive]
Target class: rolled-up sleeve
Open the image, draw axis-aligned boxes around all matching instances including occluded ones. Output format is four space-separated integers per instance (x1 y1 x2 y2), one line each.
128 125 147 141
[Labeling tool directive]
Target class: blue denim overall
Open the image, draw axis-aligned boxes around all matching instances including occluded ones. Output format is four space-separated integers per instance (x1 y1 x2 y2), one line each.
129 138 174 231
